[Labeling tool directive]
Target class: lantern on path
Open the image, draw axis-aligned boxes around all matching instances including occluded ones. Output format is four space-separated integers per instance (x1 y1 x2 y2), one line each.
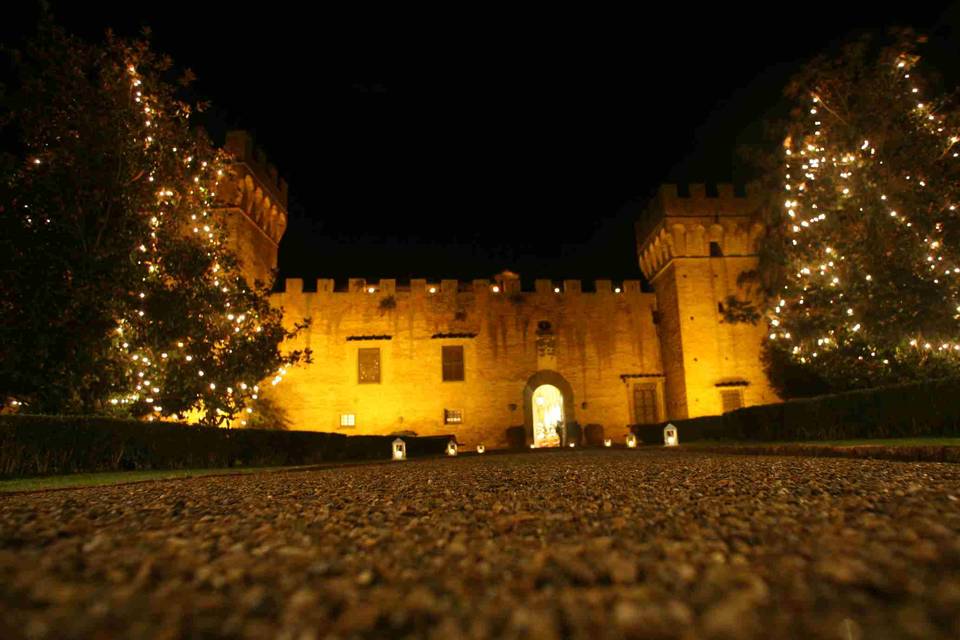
663 423 678 447
477 444 486 454
446 439 458 457
392 438 406 461
626 433 637 449
604 438 612 448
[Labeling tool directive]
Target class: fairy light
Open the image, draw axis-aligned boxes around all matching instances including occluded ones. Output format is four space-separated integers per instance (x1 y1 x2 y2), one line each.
98 57 290 425
770 47 960 381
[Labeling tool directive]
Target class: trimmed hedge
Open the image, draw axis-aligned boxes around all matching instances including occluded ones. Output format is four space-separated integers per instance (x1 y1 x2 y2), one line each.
631 377 960 444
0 415 453 478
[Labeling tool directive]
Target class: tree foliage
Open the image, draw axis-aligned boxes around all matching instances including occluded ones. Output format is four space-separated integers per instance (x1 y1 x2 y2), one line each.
0 22 309 423
760 30 960 396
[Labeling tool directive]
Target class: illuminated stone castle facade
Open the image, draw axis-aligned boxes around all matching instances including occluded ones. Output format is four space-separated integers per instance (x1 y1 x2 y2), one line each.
221 132 778 448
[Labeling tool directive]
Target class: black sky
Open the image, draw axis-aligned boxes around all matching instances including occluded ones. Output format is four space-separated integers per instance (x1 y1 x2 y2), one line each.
5 2 960 286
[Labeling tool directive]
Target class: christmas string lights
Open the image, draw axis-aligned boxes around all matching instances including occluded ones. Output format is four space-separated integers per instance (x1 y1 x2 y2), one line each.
769 42 960 387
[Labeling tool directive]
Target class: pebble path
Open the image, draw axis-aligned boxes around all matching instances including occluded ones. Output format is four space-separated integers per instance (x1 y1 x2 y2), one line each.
1 449 959 639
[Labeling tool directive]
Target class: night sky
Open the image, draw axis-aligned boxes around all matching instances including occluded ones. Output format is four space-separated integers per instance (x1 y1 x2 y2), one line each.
5 2 960 286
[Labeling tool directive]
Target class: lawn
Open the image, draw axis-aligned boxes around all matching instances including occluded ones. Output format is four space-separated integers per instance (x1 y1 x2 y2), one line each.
0 465 316 493
679 437 960 447
799 437 960 446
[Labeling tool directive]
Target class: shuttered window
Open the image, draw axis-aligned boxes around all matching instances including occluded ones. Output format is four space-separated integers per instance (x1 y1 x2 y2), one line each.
358 348 381 384
442 346 464 381
633 384 659 424
720 389 743 413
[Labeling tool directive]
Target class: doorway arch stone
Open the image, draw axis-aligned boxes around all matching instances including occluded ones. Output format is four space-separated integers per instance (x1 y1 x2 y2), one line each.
522 370 575 446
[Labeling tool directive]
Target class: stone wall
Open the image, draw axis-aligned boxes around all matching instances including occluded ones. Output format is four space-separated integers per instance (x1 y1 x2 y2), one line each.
213 150 782 442
270 278 664 448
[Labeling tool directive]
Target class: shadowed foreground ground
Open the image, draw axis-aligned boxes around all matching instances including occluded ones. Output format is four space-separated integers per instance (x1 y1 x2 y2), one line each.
1 450 959 639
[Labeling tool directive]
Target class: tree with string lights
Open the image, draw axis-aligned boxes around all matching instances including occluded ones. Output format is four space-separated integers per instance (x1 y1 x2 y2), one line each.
0 23 309 423
762 31 960 396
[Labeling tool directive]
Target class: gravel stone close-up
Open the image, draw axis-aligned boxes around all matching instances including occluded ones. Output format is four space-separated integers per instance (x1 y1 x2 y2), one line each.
1 449 959 639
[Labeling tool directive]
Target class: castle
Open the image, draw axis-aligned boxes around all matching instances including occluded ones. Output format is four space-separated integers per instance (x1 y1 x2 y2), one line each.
219 131 778 448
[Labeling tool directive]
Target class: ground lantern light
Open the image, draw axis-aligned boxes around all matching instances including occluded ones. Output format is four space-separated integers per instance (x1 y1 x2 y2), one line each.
392 438 406 461
446 439 458 457
626 433 637 449
604 438 612 448
663 424 678 447
477 444 486 454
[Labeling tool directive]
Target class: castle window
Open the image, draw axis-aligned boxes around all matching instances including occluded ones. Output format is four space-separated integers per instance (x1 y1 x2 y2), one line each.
441 345 464 381
444 409 463 425
340 413 356 427
720 389 743 413
633 383 660 425
709 241 724 257
358 348 381 384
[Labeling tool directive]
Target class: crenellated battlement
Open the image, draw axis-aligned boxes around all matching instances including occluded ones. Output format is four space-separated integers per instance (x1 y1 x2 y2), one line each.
217 130 289 248
223 130 289 208
636 183 765 281
210 130 289 285
276 277 646 296
650 183 757 217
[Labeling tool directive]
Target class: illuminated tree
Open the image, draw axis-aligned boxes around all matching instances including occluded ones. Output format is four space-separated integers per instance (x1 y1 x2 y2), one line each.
764 31 960 394
0 23 309 422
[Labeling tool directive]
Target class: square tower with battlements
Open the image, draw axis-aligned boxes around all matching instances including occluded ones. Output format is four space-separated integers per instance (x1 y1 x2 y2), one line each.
636 184 779 420
214 131 289 286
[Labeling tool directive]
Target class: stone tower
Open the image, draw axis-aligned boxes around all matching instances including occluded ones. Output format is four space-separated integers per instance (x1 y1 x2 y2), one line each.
215 131 289 285
636 184 778 420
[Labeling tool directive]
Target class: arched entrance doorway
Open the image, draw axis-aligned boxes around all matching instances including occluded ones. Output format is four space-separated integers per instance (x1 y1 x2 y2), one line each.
532 384 564 447
522 370 575 448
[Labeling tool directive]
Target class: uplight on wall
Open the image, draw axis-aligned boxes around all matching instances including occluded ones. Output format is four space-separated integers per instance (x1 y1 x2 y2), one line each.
392 438 406 461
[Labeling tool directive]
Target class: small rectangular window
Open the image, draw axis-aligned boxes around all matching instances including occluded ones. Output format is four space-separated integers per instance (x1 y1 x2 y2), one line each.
442 345 465 381
358 348 381 384
340 414 356 427
720 389 743 413
444 409 463 424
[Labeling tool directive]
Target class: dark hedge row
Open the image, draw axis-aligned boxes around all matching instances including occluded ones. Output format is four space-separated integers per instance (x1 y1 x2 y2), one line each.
0 415 453 478
631 377 960 444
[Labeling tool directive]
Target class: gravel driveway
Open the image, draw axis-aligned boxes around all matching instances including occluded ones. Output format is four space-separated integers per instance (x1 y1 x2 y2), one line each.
1 449 959 639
